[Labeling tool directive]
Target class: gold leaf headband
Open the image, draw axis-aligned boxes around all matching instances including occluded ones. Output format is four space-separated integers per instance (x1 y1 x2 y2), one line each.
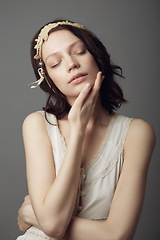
34 20 86 60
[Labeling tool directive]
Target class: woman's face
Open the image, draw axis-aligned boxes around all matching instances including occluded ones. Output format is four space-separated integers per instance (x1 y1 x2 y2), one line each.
42 29 99 104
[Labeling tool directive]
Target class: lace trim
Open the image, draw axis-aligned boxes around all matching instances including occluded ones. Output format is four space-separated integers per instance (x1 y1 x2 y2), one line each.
54 114 117 162
121 118 133 154
39 112 118 173
38 111 57 154
93 218 107 222
83 113 118 171
83 117 133 190
45 112 67 153
38 111 55 140
16 227 54 240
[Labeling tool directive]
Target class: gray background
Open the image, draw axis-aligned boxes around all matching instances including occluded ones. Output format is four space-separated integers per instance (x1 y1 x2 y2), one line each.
0 0 159 239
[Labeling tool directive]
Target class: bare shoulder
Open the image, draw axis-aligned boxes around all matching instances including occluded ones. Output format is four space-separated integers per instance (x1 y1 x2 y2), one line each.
22 112 53 156
124 118 156 168
22 112 47 137
128 118 156 145
23 112 45 129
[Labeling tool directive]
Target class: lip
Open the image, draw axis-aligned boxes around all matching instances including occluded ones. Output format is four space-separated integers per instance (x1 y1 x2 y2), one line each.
69 73 88 84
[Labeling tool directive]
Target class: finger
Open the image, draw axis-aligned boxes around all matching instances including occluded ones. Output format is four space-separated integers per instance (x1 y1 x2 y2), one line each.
86 72 103 103
94 71 104 90
24 195 29 200
74 83 93 109
24 195 30 203
83 72 103 112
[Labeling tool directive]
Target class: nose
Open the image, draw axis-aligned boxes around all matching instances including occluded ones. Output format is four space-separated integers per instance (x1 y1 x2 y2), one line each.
67 57 80 72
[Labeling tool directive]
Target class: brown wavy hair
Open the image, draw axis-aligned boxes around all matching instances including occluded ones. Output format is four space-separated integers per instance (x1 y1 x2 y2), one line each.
30 19 127 119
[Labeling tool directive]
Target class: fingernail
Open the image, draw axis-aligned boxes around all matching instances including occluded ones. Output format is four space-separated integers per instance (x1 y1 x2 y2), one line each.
86 83 91 89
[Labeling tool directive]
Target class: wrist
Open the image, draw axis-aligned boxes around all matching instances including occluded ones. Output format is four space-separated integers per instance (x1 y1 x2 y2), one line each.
69 125 85 141
69 127 84 147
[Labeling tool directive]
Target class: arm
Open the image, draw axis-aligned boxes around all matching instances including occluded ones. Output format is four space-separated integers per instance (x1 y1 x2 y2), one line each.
23 111 82 238
63 119 156 240
17 195 35 232
19 119 155 239
21 72 103 238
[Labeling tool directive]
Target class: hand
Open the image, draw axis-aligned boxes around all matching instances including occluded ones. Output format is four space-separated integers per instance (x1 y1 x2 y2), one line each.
17 195 32 232
68 71 104 132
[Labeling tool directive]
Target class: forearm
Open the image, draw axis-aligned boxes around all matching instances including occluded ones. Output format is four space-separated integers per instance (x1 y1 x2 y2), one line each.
31 128 84 235
24 203 42 231
65 217 115 240
45 130 83 212
23 211 114 240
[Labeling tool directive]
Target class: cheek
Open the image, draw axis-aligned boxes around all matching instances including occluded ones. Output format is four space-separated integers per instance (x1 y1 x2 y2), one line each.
47 70 68 94
85 55 99 71
46 68 61 86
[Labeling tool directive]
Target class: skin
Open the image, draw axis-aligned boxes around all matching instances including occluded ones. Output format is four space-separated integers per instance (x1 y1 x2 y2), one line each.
17 30 156 239
43 30 99 105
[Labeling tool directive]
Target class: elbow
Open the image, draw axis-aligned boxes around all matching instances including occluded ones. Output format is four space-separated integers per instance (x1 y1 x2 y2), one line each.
117 235 134 240
104 224 134 240
45 229 65 239
42 219 66 239
108 234 133 240
113 232 134 240
111 231 134 240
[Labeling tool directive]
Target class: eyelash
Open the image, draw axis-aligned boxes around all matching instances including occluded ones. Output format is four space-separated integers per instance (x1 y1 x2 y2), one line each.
51 49 86 68
51 62 61 68
74 49 86 55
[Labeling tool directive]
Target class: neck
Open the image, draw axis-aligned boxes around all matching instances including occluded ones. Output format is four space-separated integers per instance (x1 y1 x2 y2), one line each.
86 97 109 129
67 94 110 128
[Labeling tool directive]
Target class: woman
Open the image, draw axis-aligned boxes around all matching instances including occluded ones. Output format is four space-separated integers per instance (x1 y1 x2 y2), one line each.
17 19 156 240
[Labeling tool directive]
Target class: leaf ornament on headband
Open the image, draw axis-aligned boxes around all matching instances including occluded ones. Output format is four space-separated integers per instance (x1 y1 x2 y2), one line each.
31 21 86 89
34 20 86 60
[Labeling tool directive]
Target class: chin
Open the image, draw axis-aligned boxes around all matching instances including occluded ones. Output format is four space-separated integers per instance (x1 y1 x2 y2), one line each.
66 91 82 105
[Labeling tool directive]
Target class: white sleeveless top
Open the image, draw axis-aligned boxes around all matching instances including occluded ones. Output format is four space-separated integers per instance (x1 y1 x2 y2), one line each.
16 112 132 240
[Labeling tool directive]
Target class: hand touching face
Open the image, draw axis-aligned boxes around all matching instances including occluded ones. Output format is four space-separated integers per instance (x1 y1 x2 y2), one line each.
68 71 104 131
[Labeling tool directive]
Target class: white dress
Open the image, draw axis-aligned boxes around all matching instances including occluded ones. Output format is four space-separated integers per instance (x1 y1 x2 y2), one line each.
16 112 132 240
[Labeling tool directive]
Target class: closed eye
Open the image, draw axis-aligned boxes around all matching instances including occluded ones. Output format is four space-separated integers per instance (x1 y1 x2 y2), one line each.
74 49 86 55
51 61 61 68
78 49 86 55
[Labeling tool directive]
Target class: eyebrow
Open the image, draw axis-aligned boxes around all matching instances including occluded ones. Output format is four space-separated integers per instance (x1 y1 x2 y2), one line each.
45 40 83 62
